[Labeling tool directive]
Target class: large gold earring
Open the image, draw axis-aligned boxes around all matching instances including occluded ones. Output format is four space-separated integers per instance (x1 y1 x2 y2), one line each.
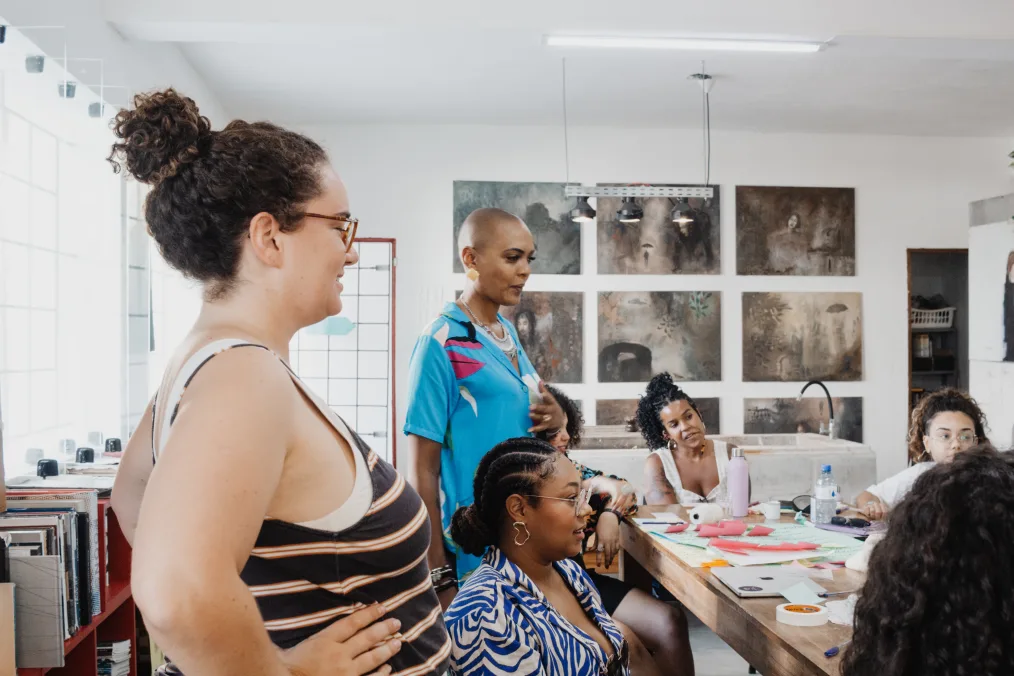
668 438 677 452
466 268 480 282
513 521 531 546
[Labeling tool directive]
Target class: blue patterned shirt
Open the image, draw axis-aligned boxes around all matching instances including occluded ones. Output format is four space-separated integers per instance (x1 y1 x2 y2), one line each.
404 303 542 581
445 547 629 676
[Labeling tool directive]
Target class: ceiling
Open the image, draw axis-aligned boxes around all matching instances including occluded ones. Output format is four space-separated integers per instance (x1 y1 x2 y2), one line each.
101 0 1014 136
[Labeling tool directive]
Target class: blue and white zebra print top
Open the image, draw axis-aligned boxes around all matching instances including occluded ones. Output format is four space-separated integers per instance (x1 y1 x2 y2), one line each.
444 547 630 676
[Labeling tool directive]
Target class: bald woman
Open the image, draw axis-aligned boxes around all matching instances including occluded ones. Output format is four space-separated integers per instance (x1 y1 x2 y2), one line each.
404 208 566 605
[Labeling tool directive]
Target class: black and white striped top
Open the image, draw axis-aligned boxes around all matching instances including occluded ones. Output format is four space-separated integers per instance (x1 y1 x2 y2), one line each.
152 340 450 676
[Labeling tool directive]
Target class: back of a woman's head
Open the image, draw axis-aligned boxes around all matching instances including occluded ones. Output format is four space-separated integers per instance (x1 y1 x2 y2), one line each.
635 372 699 449
540 385 583 449
108 88 328 298
449 438 558 556
842 446 1014 675
907 388 989 463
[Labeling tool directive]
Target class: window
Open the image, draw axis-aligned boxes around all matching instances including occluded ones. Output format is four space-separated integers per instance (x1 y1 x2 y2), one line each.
0 28 124 478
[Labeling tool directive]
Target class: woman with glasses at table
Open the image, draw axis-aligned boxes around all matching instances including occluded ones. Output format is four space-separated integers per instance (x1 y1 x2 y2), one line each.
445 438 630 676
108 89 449 676
855 388 989 521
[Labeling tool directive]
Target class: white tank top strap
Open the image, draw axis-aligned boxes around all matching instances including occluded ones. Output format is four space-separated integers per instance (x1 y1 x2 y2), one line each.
152 337 373 533
651 447 686 495
154 338 268 457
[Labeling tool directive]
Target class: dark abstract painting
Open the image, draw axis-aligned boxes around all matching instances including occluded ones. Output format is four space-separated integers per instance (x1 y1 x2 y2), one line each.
744 397 863 443
500 292 583 383
597 397 720 432
452 181 581 274
737 186 855 276
743 292 863 382
597 185 720 275
598 291 721 383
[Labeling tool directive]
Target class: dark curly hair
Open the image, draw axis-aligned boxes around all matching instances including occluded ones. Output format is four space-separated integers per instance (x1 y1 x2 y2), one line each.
907 388 989 463
108 88 329 299
841 445 1014 676
449 438 558 556
539 384 583 449
635 373 701 450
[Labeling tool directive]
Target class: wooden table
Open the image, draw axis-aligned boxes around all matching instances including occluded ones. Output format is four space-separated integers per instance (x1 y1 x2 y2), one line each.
620 506 864 676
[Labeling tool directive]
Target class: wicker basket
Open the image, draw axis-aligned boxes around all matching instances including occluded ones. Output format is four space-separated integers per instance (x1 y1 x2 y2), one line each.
911 307 955 330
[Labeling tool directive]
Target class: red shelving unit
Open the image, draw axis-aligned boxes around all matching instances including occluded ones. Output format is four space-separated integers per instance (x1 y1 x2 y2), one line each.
17 498 136 676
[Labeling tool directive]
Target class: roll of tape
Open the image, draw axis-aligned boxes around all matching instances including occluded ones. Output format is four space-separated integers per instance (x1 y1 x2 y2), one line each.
688 503 725 525
776 603 829 627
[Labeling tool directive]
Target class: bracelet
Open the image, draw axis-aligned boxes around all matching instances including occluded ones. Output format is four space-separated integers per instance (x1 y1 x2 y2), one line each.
602 508 624 521
430 565 454 586
433 577 458 594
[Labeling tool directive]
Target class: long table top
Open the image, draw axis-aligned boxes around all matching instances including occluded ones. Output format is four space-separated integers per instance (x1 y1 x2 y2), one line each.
620 505 865 676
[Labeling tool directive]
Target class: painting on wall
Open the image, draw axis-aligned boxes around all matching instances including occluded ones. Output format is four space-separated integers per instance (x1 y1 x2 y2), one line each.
968 221 1014 362
597 185 720 275
597 397 720 433
742 292 863 382
500 292 583 383
452 181 581 275
736 186 855 276
598 291 721 382
744 397 863 443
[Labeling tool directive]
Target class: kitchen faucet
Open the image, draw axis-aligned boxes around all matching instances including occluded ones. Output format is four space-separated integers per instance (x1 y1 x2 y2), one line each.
798 380 836 439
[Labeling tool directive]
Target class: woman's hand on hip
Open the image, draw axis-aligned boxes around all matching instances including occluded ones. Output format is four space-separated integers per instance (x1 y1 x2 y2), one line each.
281 604 402 676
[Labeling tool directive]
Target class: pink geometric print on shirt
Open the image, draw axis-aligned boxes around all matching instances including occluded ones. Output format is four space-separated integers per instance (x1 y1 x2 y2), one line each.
445 337 482 350
447 351 485 380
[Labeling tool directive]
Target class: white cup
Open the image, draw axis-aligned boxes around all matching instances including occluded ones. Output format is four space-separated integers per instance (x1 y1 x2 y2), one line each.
761 500 782 521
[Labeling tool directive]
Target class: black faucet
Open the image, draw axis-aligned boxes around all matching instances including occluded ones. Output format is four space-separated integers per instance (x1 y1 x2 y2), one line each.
798 380 836 439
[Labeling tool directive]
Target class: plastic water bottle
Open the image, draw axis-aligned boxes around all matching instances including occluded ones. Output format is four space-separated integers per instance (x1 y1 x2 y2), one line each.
812 464 838 525
728 447 750 518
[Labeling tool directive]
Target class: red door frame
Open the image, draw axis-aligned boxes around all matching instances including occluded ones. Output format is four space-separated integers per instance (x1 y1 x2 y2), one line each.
356 237 398 467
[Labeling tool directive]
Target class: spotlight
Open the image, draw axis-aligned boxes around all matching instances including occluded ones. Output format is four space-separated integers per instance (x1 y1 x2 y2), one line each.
616 196 643 224
671 200 694 226
25 55 45 73
0 26 7 44
569 196 596 222
58 81 76 98
88 102 104 118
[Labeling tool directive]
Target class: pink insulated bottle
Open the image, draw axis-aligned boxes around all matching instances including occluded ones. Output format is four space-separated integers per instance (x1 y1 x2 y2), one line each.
728 446 750 518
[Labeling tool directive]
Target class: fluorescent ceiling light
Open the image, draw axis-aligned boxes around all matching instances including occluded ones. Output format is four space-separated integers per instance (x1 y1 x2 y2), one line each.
545 35 825 53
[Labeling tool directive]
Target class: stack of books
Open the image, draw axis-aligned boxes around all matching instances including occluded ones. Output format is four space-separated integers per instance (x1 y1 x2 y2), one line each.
97 639 131 676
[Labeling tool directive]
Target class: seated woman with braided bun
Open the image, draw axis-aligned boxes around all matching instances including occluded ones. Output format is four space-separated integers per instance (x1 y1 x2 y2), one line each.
540 385 693 676
444 438 631 676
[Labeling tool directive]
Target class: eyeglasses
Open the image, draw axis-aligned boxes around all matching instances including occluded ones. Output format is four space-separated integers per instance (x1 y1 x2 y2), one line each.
929 431 977 448
521 488 591 515
302 212 359 252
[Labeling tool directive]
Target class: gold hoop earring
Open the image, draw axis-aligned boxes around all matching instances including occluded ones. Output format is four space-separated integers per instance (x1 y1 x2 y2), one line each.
466 268 480 282
667 438 677 452
513 521 531 546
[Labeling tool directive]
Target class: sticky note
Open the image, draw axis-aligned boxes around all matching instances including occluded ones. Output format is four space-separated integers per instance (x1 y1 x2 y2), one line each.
781 582 824 606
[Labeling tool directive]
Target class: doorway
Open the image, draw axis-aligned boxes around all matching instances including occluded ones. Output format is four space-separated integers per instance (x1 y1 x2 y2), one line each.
907 249 969 415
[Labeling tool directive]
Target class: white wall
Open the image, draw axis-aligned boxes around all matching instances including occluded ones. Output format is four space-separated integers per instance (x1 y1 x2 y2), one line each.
304 123 1012 480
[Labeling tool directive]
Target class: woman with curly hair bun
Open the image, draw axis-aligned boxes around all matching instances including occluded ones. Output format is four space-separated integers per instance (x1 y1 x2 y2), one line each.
107 89 448 675
638 373 731 506
841 446 1014 675
856 388 988 520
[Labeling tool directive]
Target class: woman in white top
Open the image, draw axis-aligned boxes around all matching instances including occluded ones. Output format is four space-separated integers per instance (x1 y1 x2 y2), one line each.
639 374 731 505
856 388 989 520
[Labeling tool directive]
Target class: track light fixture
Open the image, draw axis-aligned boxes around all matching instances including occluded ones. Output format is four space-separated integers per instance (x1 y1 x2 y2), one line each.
570 196 596 222
25 55 45 73
0 26 7 44
616 196 644 224
58 81 76 98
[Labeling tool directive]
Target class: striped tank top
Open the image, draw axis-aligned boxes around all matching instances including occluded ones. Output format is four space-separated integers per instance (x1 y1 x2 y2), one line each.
152 340 450 675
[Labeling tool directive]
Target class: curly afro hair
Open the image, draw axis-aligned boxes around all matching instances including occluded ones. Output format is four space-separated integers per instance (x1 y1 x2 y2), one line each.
539 384 583 449
108 88 329 299
841 445 1014 675
635 373 701 450
906 388 989 463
